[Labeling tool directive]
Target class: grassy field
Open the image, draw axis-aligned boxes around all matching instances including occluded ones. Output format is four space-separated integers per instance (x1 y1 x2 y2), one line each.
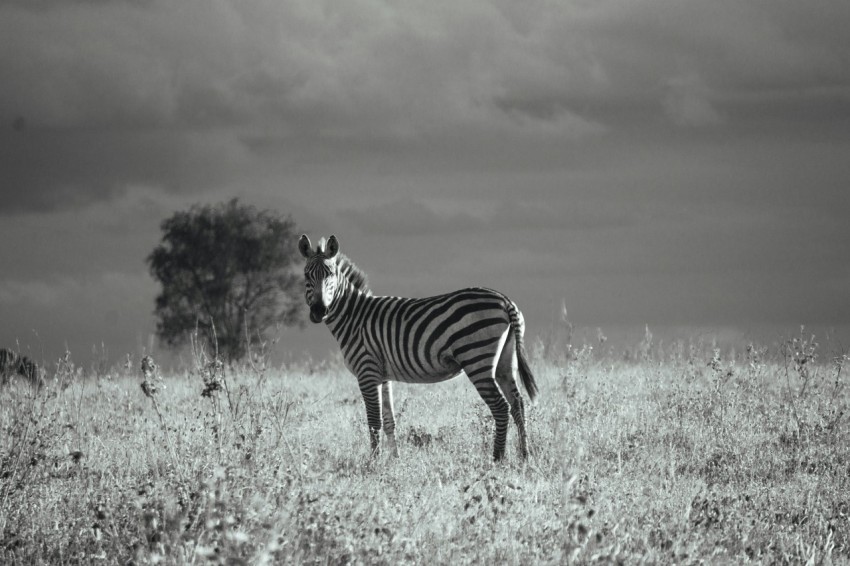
1 333 849 565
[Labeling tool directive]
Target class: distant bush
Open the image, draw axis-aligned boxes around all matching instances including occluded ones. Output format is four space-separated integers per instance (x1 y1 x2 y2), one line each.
147 199 303 363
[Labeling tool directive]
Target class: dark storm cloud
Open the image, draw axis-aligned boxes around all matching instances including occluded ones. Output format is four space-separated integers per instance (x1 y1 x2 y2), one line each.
342 194 643 240
0 0 598 210
4 1 849 132
0 190 167 361
565 1 850 108
0 189 172 278
343 198 484 236
2 0 848 213
0 131 249 214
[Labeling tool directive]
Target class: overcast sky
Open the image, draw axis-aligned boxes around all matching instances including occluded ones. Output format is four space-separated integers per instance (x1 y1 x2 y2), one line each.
1 0 849 369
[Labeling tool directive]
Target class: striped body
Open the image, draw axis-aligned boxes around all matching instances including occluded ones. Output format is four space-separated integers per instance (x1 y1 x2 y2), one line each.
329 288 516 384
299 234 538 461
0 348 42 387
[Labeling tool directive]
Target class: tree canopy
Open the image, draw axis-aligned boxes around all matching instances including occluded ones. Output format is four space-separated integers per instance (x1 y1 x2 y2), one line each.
147 199 303 362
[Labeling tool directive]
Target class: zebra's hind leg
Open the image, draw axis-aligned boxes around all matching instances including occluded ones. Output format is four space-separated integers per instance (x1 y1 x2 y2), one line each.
381 381 399 458
499 378 528 459
495 332 529 459
463 362 511 461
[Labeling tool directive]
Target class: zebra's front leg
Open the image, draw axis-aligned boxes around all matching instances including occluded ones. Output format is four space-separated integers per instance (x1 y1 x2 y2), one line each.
381 381 399 458
359 380 383 457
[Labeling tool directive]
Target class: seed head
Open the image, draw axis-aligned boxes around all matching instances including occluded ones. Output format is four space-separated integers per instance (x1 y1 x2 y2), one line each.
140 355 163 398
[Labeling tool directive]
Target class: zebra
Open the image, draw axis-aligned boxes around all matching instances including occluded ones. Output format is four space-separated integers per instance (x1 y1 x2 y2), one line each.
0 348 43 387
298 234 538 461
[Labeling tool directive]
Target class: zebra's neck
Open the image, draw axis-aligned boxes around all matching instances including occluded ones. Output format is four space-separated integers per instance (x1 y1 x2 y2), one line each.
322 252 372 339
325 277 356 331
325 276 368 335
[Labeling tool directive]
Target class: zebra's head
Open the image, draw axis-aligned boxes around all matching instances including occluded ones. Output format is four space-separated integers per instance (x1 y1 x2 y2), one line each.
298 234 341 323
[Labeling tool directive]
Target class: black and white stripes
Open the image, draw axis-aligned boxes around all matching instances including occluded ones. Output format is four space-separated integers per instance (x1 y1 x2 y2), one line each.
298 234 538 461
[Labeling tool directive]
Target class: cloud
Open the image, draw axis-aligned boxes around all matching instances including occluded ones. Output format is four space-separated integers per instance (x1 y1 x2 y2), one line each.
1 0 848 214
0 270 157 356
662 72 723 127
0 130 251 214
4 0 848 135
342 197 483 236
0 0 608 211
0 278 66 308
0 186 173 278
0 272 151 309
0 1 609 135
489 199 638 233
341 194 641 240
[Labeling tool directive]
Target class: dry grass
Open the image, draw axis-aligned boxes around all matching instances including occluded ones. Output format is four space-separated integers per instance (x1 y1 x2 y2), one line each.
1 334 849 564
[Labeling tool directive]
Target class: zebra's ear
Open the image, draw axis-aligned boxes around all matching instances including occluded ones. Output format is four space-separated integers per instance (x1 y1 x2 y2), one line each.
298 234 314 258
326 235 340 258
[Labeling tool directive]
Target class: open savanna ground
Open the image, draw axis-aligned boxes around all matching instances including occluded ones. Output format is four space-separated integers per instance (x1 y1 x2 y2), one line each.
1 334 849 565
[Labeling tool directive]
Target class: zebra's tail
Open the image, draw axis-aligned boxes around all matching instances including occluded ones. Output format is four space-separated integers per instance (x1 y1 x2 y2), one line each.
508 301 539 401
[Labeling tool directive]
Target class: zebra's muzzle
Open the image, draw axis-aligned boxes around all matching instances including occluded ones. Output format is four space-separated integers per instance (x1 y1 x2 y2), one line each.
309 303 327 323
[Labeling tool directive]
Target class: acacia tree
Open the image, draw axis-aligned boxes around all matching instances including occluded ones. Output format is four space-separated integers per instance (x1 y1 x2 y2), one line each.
147 199 303 362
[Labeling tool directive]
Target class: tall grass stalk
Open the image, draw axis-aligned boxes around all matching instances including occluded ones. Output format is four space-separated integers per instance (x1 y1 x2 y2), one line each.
139 355 179 471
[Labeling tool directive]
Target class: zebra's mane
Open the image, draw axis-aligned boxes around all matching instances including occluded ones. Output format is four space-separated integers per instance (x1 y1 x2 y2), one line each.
337 253 371 296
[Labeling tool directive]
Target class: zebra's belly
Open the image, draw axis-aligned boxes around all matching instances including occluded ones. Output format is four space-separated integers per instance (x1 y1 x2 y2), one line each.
384 359 463 384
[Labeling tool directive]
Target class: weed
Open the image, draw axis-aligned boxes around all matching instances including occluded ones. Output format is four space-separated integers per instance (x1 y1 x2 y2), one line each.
2 332 850 563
